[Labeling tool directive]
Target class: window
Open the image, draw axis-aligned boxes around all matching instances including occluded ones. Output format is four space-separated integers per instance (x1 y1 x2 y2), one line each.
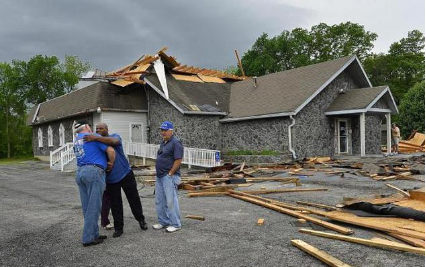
48 126 53 147
38 128 43 148
59 123 65 146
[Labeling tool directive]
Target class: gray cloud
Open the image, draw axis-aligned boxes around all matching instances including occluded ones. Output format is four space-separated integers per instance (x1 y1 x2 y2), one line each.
0 0 423 72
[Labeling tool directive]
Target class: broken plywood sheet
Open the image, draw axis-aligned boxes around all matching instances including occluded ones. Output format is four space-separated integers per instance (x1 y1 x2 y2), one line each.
172 74 204 83
394 200 425 212
111 79 135 87
198 74 226 83
406 133 425 147
323 210 425 239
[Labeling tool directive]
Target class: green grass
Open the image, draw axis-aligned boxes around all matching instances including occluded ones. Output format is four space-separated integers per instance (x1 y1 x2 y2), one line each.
225 150 280 156
0 156 40 165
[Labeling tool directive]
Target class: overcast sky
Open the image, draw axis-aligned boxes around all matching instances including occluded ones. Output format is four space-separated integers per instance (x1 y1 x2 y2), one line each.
0 0 424 72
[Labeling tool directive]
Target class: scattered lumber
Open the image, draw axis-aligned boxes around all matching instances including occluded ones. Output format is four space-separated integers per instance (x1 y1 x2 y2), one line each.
387 233 426 248
228 192 353 235
296 201 339 211
184 215 205 221
299 228 425 255
291 239 353 267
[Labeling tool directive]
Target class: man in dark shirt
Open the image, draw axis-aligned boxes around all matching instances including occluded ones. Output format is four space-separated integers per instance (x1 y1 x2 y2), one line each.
84 123 148 238
74 121 116 247
152 121 183 233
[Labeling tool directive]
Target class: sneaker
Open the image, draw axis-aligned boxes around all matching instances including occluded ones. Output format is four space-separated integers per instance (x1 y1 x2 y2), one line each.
139 220 148 231
166 226 181 233
152 223 166 230
102 223 114 230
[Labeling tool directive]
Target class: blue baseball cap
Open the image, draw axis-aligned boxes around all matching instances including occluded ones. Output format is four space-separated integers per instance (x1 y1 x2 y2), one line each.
160 121 174 130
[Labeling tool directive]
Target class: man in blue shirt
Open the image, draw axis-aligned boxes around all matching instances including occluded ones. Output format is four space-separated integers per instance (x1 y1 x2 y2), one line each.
152 121 183 233
84 122 148 238
73 121 116 247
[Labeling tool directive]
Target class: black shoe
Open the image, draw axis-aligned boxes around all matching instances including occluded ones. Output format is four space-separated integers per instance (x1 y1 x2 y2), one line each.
83 238 104 247
139 220 148 230
113 230 123 238
98 235 107 240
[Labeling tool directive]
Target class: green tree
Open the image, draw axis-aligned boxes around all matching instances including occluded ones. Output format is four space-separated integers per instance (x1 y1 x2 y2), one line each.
364 30 425 103
240 22 377 76
0 62 26 158
396 81 425 138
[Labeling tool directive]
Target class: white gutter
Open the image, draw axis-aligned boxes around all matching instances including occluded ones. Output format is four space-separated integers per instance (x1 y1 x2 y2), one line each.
288 115 296 159
220 112 295 123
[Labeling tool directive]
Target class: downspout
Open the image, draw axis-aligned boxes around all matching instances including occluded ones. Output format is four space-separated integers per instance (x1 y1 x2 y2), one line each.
288 115 296 159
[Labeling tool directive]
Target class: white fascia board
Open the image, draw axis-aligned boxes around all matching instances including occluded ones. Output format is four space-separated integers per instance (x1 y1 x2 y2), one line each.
366 87 398 114
324 109 366 115
183 111 227 116
367 108 392 113
294 56 357 115
219 112 295 123
144 78 185 114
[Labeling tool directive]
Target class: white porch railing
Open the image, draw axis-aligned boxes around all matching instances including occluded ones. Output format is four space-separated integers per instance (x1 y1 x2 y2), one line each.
123 141 221 168
50 141 222 171
50 142 74 168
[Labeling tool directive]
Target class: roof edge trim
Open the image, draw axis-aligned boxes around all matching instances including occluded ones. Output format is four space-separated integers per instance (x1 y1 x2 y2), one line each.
220 112 295 123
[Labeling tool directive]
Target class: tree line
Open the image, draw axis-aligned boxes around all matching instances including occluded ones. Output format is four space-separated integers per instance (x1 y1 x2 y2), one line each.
0 55 90 158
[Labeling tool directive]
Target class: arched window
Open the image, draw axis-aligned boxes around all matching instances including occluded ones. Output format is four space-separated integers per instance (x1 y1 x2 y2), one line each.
48 126 53 147
38 128 43 148
59 123 65 146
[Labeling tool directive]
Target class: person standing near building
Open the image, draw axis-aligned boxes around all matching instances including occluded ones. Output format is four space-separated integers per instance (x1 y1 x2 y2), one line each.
74 121 116 247
391 123 401 155
152 121 183 233
84 123 148 238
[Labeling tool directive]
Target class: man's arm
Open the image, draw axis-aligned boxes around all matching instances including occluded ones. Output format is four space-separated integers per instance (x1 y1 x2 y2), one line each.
168 159 183 176
106 146 116 172
84 135 120 146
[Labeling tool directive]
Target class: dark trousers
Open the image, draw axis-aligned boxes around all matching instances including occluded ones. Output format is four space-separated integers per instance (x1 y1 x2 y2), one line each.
107 170 145 231
101 189 111 227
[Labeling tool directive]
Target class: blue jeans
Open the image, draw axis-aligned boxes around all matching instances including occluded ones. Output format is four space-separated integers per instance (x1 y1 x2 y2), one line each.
155 174 181 227
75 165 106 244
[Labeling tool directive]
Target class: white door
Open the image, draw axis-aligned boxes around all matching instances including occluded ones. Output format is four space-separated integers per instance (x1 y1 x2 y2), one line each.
130 123 143 143
338 119 349 154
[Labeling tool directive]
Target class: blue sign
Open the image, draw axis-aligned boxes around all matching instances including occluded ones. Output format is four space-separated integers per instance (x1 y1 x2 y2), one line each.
215 151 220 162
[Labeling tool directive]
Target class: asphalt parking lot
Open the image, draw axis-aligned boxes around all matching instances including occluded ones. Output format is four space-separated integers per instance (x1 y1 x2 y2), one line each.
0 160 424 267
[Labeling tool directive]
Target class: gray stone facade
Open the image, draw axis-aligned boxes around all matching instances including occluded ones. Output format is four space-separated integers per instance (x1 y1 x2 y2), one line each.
291 71 357 158
220 118 290 154
32 114 93 156
365 114 383 155
147 90 222 149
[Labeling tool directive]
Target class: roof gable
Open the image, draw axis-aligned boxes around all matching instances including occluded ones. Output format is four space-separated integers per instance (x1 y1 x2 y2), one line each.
226 55 372 120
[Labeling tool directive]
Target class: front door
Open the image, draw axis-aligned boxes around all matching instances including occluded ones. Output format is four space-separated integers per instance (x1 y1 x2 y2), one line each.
338 119 349 154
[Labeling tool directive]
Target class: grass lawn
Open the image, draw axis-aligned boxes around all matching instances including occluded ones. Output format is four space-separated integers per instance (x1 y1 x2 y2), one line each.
0 157 40 165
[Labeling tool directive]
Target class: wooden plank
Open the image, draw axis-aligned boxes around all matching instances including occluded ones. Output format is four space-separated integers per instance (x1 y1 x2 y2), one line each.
186 188 327 197
386 183 411 197
291 240 352 267
184 215 205 221
171 74 204 83
387 233 426 248
111 79 134 87
257 218 265 225
299 228 425 255
296 201 338 211
197 74 226 83
229 193 353 235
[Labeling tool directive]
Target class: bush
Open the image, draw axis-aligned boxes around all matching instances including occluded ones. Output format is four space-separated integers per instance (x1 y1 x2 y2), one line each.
396 81 425 138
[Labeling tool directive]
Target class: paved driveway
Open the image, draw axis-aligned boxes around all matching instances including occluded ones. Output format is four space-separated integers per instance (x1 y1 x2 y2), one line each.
0 161 424 267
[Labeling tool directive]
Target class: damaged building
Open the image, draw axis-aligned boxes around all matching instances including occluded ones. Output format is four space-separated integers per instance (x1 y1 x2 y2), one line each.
28 48 398 164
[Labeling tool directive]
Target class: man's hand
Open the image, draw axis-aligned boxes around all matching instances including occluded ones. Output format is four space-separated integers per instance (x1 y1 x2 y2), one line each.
83 134 99 142
107 162 114 172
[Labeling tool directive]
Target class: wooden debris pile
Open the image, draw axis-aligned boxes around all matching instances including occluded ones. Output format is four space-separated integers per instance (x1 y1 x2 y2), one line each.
399 132 425 153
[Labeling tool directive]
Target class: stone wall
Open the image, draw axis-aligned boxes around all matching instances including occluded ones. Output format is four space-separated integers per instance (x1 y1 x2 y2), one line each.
365 114 383 155
220 117 290 153
147 90 222 149
372 97 390 109
293 71 358 158
32 114 93 156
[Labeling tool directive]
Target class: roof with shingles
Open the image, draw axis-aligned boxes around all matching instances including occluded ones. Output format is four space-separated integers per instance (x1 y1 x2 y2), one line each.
27 82 147 125
326 86 388 112
145 73 232 113
227 56 361 118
